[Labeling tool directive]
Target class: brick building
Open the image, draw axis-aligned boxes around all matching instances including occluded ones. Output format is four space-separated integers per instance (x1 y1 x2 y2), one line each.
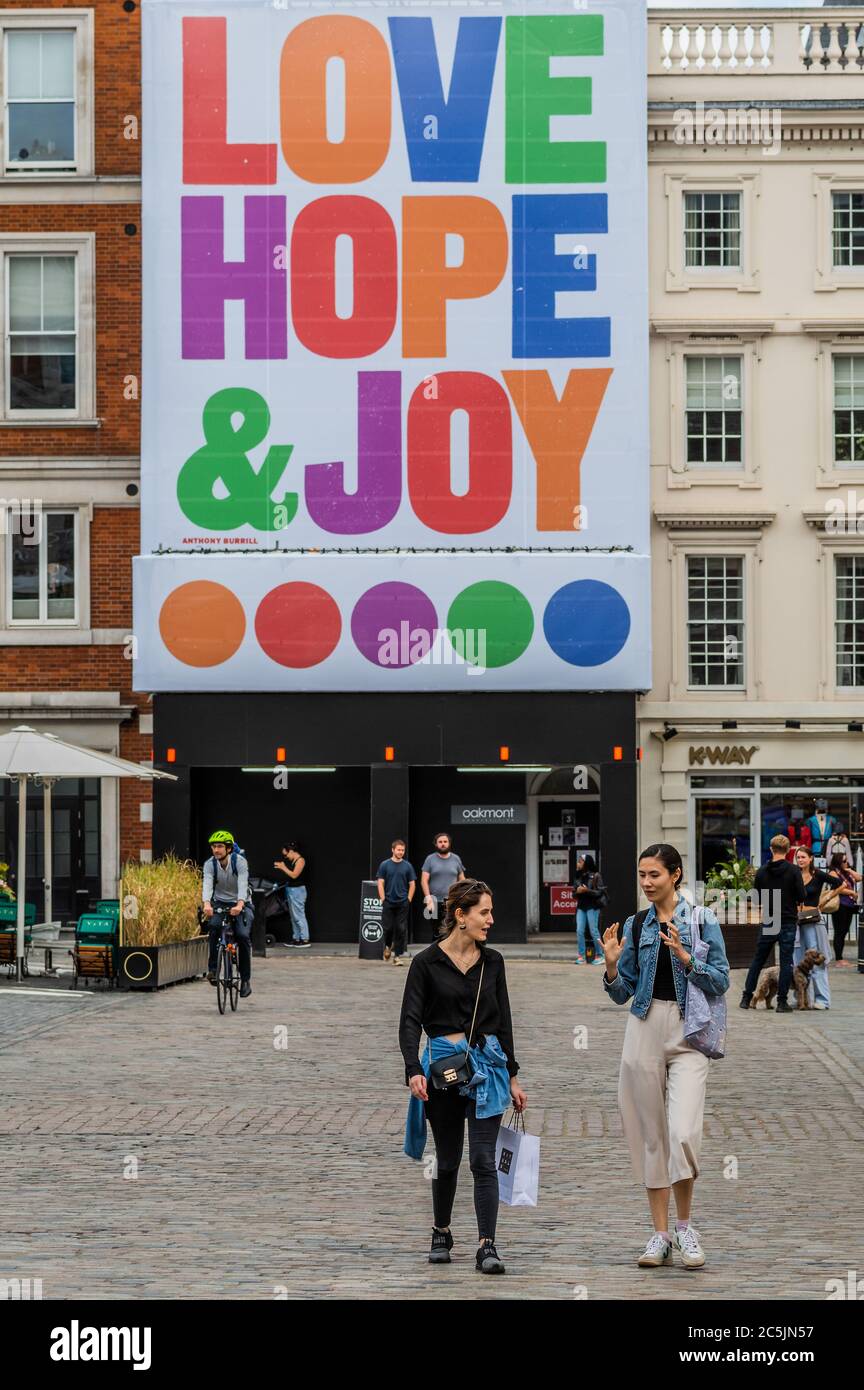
0 0 150 919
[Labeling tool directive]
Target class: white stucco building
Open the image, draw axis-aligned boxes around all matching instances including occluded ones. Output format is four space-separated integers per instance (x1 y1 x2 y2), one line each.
640 8 864 884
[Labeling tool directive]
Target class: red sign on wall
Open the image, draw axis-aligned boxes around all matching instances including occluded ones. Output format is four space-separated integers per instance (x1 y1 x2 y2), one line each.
550 885 577 916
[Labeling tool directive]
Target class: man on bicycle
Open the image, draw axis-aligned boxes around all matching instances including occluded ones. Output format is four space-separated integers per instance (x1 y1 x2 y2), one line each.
203 830 253 997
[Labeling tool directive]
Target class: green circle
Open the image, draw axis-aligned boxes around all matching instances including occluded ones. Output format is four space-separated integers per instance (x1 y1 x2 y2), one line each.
446 582 534 669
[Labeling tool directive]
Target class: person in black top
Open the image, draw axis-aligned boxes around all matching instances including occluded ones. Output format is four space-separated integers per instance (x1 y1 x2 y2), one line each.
273 842 310 947
827 849 862 965
740 834 805 1011
398 878 527 1275
792 845 841 1008
573 853 606 964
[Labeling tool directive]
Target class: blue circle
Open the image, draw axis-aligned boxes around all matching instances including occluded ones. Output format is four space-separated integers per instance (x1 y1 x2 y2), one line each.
543 580 631 666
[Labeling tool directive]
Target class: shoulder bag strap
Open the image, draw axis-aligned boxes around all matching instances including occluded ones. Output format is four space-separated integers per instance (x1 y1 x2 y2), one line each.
690 902 703 950
466 960 485 1051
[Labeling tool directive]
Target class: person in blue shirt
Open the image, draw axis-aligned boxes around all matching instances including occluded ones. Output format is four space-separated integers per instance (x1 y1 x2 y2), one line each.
376 840 416 966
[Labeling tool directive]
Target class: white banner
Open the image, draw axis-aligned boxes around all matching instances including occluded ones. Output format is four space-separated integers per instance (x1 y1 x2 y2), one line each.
138 0 649 689
133 552 649 691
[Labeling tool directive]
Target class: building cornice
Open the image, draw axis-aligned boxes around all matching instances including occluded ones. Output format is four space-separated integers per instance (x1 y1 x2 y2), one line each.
802 509 864 534
0 457 139 479
0 176 140 205
800 319 864 337
652 320 775 339
655 510 776 532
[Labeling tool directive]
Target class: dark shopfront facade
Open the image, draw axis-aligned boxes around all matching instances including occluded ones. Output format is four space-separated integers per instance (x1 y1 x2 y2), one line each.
152 691 638 943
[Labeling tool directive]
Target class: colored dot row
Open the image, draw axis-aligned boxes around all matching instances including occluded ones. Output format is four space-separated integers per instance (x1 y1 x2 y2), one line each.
158 579 632 669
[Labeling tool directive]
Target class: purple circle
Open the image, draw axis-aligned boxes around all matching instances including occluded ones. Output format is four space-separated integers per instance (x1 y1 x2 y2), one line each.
351 583 438 668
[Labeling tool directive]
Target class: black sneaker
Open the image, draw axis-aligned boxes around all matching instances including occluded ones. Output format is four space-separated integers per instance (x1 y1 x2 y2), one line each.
738 992 752 1010
240 981 252 998
429 1228 453 1264
207 971 218 986
476 1239 505 1275
776 999 794 1013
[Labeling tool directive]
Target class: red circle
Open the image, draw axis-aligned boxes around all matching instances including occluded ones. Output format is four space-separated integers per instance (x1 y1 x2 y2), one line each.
254 583 342 668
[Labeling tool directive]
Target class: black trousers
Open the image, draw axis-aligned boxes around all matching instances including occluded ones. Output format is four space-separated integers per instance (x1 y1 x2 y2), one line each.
833 904 856 960
743 924 796 1002
381 900 409 956
425 1086 503 1240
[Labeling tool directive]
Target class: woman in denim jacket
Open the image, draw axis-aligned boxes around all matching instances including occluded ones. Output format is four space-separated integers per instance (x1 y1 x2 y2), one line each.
600 843 729 1271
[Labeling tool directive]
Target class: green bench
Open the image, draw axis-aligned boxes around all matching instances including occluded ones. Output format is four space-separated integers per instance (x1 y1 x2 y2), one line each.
72 914 117 989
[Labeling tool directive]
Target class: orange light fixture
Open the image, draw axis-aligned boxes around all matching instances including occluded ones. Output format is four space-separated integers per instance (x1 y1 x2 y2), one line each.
385 746 395 762
499 746 510 762
276 747 286 763
613 746 623 761
166 748 176 763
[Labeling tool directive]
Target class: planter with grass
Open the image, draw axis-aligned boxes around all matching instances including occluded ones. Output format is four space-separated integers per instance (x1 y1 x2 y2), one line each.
117 856 207 989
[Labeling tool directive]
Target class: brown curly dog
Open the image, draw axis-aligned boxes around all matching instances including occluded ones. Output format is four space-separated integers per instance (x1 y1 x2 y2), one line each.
750 949 827 1010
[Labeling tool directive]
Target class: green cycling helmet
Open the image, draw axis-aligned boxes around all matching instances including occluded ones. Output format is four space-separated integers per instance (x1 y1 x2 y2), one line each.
208 829 234 845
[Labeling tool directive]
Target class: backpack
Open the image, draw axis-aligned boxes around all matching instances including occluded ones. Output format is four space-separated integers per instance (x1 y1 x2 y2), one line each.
627 908 650 950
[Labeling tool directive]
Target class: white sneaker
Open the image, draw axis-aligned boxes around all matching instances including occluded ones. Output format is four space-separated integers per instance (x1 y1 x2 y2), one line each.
637 1232 672 1267
813 1001 829 1010
392 954 404 966
673 1224 706 1269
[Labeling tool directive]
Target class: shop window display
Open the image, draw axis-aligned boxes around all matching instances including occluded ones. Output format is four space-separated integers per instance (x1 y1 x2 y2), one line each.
759 791 864 866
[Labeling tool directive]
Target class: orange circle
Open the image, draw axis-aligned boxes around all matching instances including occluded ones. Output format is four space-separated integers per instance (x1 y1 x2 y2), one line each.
158 582 245 668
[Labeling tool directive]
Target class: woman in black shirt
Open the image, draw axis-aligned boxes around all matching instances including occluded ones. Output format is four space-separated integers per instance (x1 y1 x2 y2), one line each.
399 878 527 1275
793 846 840 1008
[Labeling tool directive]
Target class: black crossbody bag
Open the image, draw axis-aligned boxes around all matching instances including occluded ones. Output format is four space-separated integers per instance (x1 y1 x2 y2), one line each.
428 960 485 1091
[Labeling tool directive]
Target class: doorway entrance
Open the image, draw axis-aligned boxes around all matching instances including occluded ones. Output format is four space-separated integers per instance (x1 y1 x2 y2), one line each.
0 776 101 921
529 769 601 932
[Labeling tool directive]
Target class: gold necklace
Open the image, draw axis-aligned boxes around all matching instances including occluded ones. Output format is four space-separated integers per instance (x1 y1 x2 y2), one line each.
443 942 480 974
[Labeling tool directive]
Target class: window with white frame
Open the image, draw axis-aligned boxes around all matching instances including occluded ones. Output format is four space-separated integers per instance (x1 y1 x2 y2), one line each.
684 192 741 269
686 356 742 467
687 555 745 689
0 235 94 422
6 253 76 411
835 555 864 688
834 356 864 467
7 508 77 624
832 191 864 269
4 27 76 171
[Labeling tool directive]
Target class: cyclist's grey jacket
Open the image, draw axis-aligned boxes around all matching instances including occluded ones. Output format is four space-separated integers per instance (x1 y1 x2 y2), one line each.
203 854 251 905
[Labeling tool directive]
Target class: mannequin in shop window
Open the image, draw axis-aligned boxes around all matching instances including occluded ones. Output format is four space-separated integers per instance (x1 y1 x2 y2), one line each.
825 822 852 864
807 800 837 857
785 807 812 861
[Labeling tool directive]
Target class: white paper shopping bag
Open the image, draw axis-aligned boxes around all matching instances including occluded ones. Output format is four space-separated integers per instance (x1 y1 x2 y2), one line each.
496 1111 540 1207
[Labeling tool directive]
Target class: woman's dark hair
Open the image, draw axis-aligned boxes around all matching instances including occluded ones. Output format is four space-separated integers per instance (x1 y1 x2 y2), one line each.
638 843 683 888
441 878 492 935
580 853 597 874
829 849 848 872
284 841 301 853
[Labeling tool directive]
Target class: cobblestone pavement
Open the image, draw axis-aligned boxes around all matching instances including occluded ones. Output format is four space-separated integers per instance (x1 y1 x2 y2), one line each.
0 958 862 1300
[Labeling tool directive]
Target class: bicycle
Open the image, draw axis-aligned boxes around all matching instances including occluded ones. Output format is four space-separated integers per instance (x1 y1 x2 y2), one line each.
210 904 241 1014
